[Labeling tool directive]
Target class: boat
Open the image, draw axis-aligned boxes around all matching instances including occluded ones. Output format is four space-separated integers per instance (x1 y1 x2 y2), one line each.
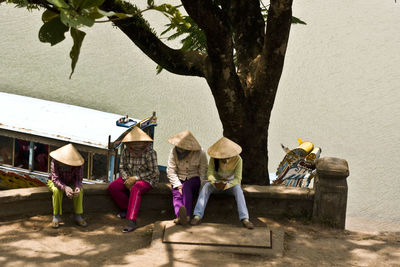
0 92 160 190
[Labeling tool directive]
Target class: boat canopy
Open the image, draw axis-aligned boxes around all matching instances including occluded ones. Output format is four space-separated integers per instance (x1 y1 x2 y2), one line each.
0 92 139 152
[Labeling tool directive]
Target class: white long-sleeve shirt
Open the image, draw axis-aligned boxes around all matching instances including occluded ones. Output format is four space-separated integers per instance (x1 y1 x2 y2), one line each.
166 148 208 188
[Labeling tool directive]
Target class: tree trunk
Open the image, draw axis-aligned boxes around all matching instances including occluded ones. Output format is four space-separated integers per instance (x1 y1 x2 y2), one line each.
232 125 270 185
220 102 272 185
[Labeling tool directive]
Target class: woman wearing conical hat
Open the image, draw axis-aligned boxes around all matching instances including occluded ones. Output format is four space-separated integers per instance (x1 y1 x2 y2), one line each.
108 126 159 233
190 137 254 229
48 143 87 228
167 130 208 225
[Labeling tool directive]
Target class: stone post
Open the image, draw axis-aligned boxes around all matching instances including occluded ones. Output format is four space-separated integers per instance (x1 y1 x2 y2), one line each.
312 157 349 229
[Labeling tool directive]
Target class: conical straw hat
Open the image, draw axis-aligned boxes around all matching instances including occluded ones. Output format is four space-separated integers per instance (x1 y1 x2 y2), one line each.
207 137 242 159
168 130 201 151
49 143 84 166
122 126 153 143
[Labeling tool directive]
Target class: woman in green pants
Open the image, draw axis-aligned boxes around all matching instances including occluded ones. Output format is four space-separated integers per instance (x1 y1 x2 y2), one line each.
47 143 87 228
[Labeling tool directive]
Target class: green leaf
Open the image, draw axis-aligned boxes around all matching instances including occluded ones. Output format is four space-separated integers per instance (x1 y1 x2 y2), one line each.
71 0 105 9
46 0 69 9
69 28 86 79
156 64 163 74
291 16 307 25
147 0 154 7
42 9 59 23
87 8 105 20
159 16 206 52
153 4 180 18
96 8 116 17
38 16 69 46
96 8 130 18
60 9 94 27
114 13 129 18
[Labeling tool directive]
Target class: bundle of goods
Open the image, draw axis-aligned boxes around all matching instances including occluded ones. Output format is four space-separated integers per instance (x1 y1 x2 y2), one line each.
272 138 321 188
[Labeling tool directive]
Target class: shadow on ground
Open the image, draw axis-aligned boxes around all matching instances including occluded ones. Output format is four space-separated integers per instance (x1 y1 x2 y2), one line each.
0 212 399 266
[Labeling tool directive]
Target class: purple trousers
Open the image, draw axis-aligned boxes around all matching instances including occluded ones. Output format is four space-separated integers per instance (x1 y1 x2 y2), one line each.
172 176 200 217
108 177 152 221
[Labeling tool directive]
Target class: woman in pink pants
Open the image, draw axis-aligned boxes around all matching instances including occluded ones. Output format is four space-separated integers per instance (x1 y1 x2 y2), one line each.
108 127 159 233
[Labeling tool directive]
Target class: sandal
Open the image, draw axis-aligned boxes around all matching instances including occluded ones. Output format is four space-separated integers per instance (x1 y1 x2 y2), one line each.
52 222 59 229
122 225 138 233
241 219 254 229
190 216 201 226
75 219 88 227
122 220 138 233
178 206 188 226
117 211 127 219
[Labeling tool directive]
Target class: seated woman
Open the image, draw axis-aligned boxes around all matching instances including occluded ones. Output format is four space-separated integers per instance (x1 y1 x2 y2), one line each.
167 130 208 225
108 127 159 233
190 137 254 229
47 143 87 228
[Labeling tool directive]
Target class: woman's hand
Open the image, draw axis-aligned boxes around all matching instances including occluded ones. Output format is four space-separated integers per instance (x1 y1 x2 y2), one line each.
178 185 183 195
65 186 74 198
214 182 226 190
73 187 81 197
124 176 137 190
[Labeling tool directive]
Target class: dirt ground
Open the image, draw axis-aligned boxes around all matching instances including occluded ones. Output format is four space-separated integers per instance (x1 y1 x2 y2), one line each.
0 212 399 267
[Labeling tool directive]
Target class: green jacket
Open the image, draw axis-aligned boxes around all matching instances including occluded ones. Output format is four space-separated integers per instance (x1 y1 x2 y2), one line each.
207 156 242 190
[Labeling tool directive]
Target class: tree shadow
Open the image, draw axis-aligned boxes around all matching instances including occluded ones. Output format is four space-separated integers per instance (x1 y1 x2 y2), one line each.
0 214 399 266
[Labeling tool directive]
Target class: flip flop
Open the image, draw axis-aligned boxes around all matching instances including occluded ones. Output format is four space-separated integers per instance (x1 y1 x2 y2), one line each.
190 216 201 226
117 211 127 219
75 219 88 227
122 225 138 233
178 206 188 226
241 219 254 229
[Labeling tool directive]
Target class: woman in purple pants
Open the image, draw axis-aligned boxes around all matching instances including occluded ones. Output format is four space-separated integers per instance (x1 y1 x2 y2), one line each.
167 130 208 225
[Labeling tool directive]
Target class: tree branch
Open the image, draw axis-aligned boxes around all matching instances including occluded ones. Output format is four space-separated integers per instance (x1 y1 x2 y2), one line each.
114 17 206 77
229 0 265 74
2 0 55 10
180 0 226 40
253 0 293 108
179 1 247 134
99 0 207 77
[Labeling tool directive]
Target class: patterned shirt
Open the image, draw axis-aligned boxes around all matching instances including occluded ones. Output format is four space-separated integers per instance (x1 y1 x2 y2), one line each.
167 148 208 188
119 146 159 187
50 159 83 191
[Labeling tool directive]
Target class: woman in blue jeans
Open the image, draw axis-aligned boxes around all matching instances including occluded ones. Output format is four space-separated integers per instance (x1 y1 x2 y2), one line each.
190 137 254 229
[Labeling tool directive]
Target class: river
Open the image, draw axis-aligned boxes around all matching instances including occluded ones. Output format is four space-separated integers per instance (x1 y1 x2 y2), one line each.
0 1 399 232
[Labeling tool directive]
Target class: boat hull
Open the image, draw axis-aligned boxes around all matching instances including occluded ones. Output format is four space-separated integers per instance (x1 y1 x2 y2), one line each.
0 168 47 190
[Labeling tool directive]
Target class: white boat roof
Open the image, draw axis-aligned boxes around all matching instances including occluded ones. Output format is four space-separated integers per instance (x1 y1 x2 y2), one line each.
0 92 137 150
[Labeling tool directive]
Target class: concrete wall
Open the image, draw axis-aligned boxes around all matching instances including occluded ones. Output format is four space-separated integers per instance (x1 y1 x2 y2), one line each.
0 157 349 228
0 183 314 221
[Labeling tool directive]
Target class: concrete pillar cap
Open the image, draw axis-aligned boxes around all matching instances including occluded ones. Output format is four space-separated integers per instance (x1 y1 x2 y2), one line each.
315 157 349 178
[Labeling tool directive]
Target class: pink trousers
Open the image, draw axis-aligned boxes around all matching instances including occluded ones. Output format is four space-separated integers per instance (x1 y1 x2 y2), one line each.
108 177 152 221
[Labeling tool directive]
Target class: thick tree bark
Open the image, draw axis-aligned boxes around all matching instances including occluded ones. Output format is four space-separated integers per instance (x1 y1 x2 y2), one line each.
179 0 292 185
188 0 292 185
224 116 271 185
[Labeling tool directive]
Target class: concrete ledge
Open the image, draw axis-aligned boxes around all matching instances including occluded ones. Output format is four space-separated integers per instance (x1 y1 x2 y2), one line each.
0 183 315 221
243 185 314 199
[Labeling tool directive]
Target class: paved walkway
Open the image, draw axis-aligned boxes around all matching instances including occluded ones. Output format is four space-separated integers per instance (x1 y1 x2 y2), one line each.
1 213 399 266
151 221 283 256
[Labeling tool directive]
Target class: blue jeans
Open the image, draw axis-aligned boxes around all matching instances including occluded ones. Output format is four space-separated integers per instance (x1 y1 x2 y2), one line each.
193 182 249 220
